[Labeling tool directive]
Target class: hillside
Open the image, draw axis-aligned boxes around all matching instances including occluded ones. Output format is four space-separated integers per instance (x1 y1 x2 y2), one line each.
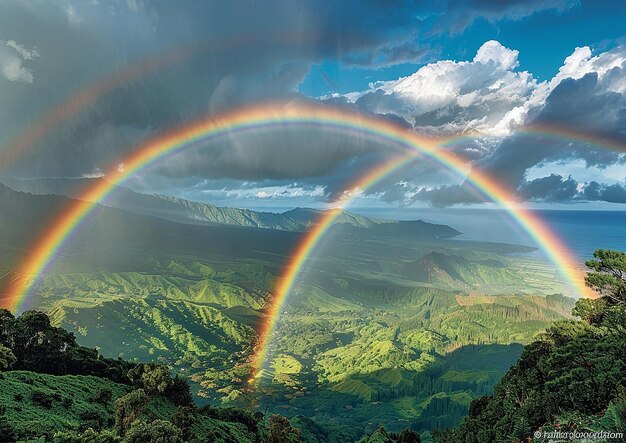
434 250 626 442
0 310 295 442
402 252 525 289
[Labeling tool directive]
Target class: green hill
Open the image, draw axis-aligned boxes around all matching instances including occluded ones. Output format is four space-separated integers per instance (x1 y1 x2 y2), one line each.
402 252 524 290
434 250 626 442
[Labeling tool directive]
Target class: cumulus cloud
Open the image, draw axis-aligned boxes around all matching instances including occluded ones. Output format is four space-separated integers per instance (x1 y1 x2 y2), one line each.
385 43 626 206
335 41 538 136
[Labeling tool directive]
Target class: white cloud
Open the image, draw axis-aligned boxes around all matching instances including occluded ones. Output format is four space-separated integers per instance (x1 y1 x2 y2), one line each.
496 45 626 132
0 40 39 83
340 40 537 136
201 184 326 200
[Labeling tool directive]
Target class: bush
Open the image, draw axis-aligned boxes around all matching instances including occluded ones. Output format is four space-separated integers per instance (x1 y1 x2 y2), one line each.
164 375 193 407
199 406 262 433
52 428 121 443
172 406 195 441
0 344 16 371
0 406 16 443
79 410 105 429
124 419 183 443
268 414 302 443
115 389 148 436
127 363 171 395
31 390 54 409
94 388 113 405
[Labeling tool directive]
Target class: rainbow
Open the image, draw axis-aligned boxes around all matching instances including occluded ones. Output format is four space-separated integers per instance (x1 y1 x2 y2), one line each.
3 102 595 375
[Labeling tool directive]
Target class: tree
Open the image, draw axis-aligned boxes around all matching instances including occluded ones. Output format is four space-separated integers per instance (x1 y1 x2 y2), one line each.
0 344 16 371
164 375 193 407
124 420 183 443
398 429 421 443
115 389 148 436
128 363 171 396
267 414 302 443
172 406 195 441
585 249 626 305
433 248 626 443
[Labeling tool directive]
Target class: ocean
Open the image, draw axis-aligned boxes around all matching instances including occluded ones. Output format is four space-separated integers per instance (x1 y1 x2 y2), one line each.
355 207 626 263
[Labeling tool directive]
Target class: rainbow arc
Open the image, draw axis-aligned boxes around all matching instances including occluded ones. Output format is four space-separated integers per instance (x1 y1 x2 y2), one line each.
3 102 595 382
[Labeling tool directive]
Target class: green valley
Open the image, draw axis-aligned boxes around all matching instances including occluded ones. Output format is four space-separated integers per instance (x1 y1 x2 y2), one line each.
0 184 586 440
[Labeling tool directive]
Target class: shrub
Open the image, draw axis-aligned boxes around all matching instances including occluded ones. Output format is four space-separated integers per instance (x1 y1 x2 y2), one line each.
115 389 148 436
0 406 16 443
164 375 193 407
31 390 54 409
94 388 113 405
124 419 183 443
172 406 196 441
79 409 105 429
52 428 121 443
0 345 16 371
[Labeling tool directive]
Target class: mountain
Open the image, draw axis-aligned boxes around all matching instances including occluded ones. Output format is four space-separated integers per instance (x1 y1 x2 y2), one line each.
0 178 459 236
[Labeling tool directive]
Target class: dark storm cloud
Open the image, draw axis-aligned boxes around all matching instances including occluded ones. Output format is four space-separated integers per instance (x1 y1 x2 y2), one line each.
411 184 485 207
518 174 578 201
1 0 579 179
584 181 626 203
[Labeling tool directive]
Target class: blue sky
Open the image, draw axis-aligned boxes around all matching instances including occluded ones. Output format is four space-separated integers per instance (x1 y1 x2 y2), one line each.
1 0 625 209
300 1 626 96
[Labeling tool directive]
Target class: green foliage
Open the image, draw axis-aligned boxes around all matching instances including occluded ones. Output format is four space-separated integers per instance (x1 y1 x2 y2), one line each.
0 370 126 441
585 249 626 305
198 405 263 434
31 390 54 408
128 364 171 396
165 375 194 407
52 428 121 443
95 388 114 405
172 406 196 441
0 406 16 443
572 297 608 324
359 426 421 443
0 344 16 371
267 414 302 443
127 364 193 407
397 429 421 443
115 389 149 436
124 419 183 443
0 309 135 383
436 249 626 442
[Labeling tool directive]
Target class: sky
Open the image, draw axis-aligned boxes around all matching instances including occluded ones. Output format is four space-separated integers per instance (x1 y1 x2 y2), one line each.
1 0 626 211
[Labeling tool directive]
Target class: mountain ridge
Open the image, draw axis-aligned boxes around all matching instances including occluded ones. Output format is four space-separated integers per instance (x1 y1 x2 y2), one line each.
0 177 461 236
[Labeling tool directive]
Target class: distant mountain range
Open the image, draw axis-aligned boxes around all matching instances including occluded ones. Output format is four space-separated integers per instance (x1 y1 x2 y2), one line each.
0 177 461 237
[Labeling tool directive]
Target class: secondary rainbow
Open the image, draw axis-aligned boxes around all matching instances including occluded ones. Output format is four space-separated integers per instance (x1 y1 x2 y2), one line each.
4 103 593 371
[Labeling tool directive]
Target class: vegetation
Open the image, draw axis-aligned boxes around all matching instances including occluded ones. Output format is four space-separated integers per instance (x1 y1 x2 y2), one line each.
434 249 626 442
1 185 606 441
